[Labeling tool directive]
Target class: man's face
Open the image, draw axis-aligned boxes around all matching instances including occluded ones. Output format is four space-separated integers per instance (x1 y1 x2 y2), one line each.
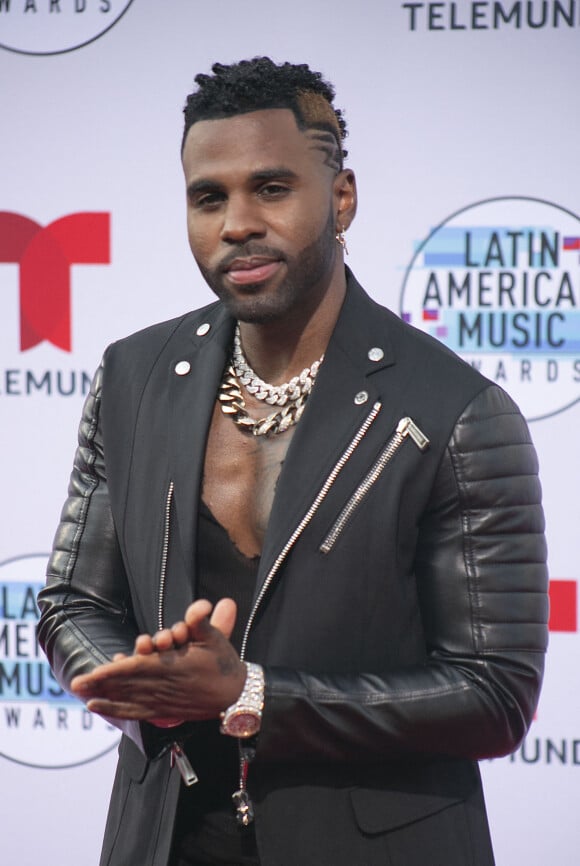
181 108 353 324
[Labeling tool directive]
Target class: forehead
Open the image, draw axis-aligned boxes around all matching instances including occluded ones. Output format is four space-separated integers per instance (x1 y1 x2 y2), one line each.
181 108 325 181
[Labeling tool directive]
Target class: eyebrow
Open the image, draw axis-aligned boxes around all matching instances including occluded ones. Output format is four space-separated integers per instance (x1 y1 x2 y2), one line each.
186 167 299 198
249 167 299 182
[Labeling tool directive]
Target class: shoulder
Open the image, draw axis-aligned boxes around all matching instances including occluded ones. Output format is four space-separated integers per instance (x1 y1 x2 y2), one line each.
391 316 532 454
381 298 488 388
107 301 222 360
346 272 500 428
347 268 488 385
100 301 224 383
450 382 538 470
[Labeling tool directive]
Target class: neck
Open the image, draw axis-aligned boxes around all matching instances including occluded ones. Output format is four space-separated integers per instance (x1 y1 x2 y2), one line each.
237 265 347 384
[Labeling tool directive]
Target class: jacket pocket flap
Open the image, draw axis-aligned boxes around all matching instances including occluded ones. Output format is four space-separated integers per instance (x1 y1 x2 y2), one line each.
350 785 465 834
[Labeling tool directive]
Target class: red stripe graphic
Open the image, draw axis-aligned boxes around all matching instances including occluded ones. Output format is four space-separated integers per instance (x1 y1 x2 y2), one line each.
562 237 580 250
549 580 577 632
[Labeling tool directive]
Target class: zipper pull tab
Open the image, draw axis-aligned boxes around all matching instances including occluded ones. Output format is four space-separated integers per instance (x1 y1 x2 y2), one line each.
397 417 430 451
231 751 255 825
232 788 255 826
170 742 198 786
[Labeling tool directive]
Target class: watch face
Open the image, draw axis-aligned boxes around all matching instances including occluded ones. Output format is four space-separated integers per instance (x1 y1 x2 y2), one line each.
226 711 261 738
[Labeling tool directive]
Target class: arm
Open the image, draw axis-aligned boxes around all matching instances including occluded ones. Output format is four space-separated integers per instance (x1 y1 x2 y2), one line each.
37 362 151 751
38 361 247 749
255 385 549 763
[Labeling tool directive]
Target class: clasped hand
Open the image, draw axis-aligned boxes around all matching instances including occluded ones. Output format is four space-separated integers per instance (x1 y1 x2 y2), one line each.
70 598 246 725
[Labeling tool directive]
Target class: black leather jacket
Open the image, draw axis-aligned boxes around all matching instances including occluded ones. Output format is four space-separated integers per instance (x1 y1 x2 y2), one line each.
37 273 549 866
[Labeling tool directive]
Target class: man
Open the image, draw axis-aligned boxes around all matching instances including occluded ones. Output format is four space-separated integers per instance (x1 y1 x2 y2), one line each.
38 57 549 866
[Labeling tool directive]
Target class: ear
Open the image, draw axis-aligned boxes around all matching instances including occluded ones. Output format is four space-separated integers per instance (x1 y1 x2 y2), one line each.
333 168 357 231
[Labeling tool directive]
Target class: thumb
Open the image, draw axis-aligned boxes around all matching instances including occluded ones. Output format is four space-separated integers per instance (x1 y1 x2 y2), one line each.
209 597 237 639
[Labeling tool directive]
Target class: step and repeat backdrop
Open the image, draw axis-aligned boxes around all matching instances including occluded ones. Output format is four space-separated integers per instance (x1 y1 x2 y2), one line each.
1 2 578 863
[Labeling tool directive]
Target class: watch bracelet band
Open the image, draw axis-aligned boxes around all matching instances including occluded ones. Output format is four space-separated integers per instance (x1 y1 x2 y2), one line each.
219 662 265 733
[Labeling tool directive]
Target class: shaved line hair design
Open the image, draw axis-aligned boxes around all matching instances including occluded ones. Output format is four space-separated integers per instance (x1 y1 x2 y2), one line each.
305 130 343 173
182 57 348 171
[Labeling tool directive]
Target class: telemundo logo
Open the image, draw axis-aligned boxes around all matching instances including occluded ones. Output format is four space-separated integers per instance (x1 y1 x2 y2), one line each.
400 197 580 421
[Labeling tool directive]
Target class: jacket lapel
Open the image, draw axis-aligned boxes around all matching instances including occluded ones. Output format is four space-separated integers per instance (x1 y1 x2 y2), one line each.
259 274 399 586
167 306 234 594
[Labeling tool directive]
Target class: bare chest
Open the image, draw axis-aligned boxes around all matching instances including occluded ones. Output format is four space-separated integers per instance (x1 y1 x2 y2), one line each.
201 401 295 558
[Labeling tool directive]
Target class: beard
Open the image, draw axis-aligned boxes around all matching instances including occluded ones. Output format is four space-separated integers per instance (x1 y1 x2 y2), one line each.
195 207 337 325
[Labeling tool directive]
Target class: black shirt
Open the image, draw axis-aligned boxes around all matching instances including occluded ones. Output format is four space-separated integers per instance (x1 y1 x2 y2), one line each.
170 500 260 866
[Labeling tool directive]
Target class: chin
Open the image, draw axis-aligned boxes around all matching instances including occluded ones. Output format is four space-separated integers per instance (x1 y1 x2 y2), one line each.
229 301 287 325
219 287 297 325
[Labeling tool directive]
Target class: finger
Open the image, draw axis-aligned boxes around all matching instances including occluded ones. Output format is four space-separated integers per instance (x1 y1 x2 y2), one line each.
86 698 150 719
134 634 156 655
71 654 148 693
71 677 109 699
184 599 213 639
152 628 175 652
71 671 129 699
184 598 213 623
170 620 190 647
71 672 105 695
86 699 213 723
210 598 237 639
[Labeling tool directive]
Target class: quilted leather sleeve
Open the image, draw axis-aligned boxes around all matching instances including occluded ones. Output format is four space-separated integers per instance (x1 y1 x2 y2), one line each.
413 384 548 747
258 384 549 763
37 360 148 746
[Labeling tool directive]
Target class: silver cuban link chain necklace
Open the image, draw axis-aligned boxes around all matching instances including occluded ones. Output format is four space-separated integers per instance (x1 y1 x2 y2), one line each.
219 323 324 437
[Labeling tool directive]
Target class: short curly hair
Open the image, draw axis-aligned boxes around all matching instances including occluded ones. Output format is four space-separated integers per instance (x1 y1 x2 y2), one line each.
182 57 348 167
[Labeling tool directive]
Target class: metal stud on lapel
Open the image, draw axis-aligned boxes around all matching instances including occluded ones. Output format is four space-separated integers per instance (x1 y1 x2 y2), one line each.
174 361 191 376
368 347 384 362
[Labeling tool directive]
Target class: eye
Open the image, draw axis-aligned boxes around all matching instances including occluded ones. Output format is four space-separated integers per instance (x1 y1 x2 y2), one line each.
191 191 226 210
258 183 290 199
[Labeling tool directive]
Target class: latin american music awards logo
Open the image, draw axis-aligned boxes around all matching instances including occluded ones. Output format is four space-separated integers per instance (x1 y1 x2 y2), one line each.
400 197 580 421
0 555 120 769
0 1 134 57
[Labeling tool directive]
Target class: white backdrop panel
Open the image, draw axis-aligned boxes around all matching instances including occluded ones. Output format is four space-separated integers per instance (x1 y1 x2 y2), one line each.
1 2 578 863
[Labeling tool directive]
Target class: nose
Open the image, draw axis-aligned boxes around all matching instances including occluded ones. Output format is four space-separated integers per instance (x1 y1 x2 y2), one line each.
220 195 266 244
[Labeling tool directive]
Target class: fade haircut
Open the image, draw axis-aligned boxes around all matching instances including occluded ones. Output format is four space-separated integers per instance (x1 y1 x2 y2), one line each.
182 57 348 172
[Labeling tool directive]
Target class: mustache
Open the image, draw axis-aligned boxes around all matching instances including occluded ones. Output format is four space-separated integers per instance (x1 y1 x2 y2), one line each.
218 244 286 271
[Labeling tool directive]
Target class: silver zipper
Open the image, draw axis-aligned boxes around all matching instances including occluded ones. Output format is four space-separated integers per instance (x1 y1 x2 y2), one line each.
320 416 430 554
157 481 198 787
232 400 383 824
158 480 174 631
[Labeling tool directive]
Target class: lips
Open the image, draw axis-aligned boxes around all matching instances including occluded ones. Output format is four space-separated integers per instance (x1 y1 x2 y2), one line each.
224 256 283 285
